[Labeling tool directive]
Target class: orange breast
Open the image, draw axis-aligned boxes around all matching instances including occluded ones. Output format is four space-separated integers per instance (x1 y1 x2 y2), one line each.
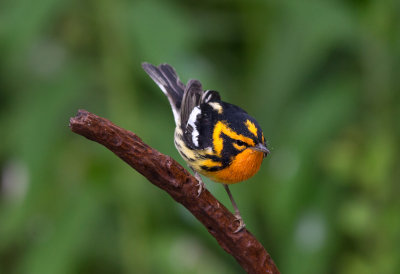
205 149 264 184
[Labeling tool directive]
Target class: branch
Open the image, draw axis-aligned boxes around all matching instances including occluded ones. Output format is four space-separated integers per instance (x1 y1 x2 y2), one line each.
69 109 279 274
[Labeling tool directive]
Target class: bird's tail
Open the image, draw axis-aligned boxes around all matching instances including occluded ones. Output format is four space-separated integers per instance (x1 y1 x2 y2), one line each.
142 63 185 124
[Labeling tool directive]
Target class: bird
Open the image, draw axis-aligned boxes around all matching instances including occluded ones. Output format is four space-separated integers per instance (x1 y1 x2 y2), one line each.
142 63 270 233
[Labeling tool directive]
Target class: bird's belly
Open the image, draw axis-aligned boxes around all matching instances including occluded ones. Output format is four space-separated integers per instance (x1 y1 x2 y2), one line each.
203 149 264 184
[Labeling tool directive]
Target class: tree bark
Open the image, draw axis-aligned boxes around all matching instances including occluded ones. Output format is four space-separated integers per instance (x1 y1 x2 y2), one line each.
69 109 279 274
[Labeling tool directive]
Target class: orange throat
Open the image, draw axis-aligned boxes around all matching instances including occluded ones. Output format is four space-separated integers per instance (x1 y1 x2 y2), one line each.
206 149 264 184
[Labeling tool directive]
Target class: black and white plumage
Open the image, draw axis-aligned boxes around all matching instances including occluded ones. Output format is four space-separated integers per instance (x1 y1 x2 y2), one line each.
142 63 219 150
142 62 267 172
142 63 185 124
142 62 270 233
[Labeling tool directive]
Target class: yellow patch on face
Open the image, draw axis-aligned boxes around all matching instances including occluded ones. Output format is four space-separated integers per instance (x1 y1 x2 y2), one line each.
245 120 258 138
212 121 255 156
200 159 222 168
262 133 265 143
208 102 223 114
205 149 264 184
232 143 246 151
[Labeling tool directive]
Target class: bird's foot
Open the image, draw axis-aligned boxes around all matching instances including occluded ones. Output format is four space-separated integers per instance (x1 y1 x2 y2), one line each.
233 213 246 233
193 171 205 197
195 178 205 197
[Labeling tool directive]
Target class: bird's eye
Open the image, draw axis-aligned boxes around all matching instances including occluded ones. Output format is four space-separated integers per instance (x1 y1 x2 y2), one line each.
235 140 247 146
232 140 248 151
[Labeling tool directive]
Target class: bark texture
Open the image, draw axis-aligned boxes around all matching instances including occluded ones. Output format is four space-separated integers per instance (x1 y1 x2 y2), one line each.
69 109 279 274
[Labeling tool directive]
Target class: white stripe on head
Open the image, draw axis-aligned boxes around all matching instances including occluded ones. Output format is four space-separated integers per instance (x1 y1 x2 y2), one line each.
187 106 201 147
203 90 214 103
208 102 223 114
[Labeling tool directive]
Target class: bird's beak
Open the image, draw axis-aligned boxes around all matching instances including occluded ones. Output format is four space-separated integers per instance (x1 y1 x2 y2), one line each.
251 143 270 157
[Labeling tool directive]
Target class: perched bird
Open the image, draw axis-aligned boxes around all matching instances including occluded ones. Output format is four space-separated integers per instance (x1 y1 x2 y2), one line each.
142 63 269 232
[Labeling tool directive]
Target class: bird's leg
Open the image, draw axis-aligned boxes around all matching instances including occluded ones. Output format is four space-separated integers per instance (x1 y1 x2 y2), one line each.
223 184 245 233
190 167 205 197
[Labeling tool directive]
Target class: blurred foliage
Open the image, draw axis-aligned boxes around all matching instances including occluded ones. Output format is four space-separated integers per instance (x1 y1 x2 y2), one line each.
0 0 399 273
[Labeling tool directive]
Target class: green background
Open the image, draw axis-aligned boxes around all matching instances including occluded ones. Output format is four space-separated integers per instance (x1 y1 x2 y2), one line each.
1 0 399 273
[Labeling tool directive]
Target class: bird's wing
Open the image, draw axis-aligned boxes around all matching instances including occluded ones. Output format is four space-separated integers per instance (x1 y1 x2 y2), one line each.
180 79 203 129
182 88 222 149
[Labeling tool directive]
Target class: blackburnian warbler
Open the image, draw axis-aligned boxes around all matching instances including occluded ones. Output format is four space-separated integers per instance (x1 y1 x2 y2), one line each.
142 63 269 232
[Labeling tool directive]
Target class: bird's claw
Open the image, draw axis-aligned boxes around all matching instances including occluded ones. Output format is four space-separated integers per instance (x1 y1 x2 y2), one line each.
196 179 205 197
190 168 205 198
233 214 246 233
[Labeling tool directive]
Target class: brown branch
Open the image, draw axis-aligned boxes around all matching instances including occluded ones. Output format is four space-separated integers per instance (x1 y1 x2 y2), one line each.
69 109 279 274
